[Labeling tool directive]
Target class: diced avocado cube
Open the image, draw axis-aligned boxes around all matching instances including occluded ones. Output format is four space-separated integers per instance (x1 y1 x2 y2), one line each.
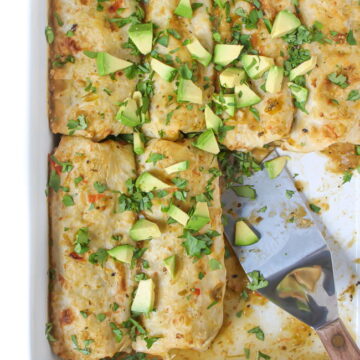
219 67 247 88
163 255 176 279
264 156 290 179
288 82 309 103
205 105 222 132
131 279 155 313
130 219 161 241
177 79 203 104
271 10 301 38
107 245 135 264
167 204 189 226
129 23 153 55
132 91 148 123
235 83 261 108
213 94 236 116
214 44 243 66
194 201 210 218
96 52 132 76
165 160 189 174
241 55 274 79
235 220 259 246
174 0 193 18
193 129 220 154
186 38 212 66
289 56 317 81
151 58 177 82
116 98 141 127
265 66 284 94
133 132 145 155
186 202 210 231
135 172 171 192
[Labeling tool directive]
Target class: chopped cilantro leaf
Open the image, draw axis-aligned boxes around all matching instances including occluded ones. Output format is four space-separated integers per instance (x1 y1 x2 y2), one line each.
45 26 55 44
96 313 106 322
45 322 56 342
286 190 295 199
146 152 166 165
110 322 123 343
309 203 321 213
247 270 268 291
62 195 75 206
93 181 107 193
144 336 160 349
182 230 219 258
248 326 265 341
342 171 353 184
209 258 223 270
258 351 271 359
347 30 357 45
327 72 349 88
74 227 90 254
88 248 108 266
48 170 61 192
347 90 360 101
67 114 88 134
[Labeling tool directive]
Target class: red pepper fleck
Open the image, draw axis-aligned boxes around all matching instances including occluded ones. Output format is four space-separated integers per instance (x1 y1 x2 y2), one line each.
50 158 62 175
88 194 105 203
108 0 123 12
193 288 201 296
69 252 83 260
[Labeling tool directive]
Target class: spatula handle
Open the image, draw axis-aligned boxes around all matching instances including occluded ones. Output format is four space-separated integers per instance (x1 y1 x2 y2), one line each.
317 318 360 360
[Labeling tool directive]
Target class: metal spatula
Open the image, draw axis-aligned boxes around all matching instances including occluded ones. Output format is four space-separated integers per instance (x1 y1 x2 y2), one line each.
222 150 360 360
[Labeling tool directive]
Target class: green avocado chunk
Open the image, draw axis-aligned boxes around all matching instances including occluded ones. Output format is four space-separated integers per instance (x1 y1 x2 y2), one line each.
151 58 177 82
289 56 317 81
177 79 203 104
265 66 284 94
163 255 177 279
214 44 243 66
186 202 210 231
186 38 212 66
168 204 189 226
205 105 222 132
96 52 132 76
165 160 189 174
235 83 261 108
116 98 141 127
129 23 153 55
130 219 161 241
235 220 259 246
219 67 247 88
288 82 309 103
264 156 290 179
213 94 236 116
271 10 301 38
241 55 274 79
135 172 171 192
107 245 135 264
131 279 155 313
133 132 145 155
193 129 220 154
174 0 193 18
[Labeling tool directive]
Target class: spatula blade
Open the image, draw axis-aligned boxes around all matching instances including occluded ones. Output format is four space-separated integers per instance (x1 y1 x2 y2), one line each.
222 150 338 330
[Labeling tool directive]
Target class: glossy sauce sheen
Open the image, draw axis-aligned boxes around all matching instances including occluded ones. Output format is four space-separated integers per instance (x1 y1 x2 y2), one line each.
49 137 137 359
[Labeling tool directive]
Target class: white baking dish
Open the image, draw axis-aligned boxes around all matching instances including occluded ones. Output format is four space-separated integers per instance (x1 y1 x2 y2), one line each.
27 0 359 358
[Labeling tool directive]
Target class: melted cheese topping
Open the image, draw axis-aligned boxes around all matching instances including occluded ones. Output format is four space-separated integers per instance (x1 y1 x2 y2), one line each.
49 136 137 359
141 0 214 140
49 0 139 140
133 139 226 355
283 44 360 152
